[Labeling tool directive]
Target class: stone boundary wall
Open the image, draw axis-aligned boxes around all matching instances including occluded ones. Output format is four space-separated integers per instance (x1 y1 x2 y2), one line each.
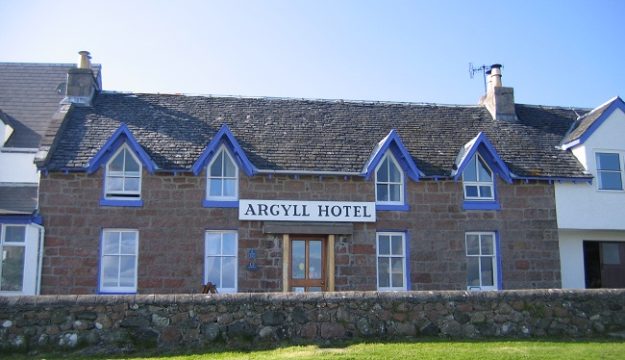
1 289 624 354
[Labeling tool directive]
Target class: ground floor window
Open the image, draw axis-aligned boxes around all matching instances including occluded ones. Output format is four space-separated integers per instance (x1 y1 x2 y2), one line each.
376 232 407 291
100 229 138 293
584 241 625 288
205 231 238 293
0 225 27 292
465 232 498 290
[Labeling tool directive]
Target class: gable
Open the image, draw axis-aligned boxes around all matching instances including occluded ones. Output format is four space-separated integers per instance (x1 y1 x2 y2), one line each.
561 97 625 150
452 132 512 183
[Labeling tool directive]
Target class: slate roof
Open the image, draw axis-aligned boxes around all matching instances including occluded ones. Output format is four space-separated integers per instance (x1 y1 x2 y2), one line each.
0 62 101 148
561 96 620 146
0 185 38 215
43 92 591 179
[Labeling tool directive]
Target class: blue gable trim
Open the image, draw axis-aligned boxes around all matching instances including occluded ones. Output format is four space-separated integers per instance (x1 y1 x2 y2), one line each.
191 124 257 176
86 123 157 174
452 132 513 184
362 129 421 181
562 96 625 150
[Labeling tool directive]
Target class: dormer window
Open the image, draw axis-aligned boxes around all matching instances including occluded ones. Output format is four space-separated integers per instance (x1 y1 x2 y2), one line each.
375 153 404 204
207 146 238 200
105 145 141 199
462 154 494 200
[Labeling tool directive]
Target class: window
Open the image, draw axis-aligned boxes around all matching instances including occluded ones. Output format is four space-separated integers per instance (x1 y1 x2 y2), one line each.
105 145 141 199
462 154 494 200
100 230 138 293
376 232 407 291
207 147 238 200
205 231 238 293
0 225 26 292
465 232 498 291
375 153 404 204
596 152 623 190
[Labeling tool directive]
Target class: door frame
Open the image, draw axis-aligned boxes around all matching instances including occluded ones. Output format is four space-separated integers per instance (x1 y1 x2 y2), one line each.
282 234 335 292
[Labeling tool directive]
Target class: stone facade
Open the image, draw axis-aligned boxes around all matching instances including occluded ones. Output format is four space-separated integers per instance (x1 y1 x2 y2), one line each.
1 290 624 354
38 168 560 294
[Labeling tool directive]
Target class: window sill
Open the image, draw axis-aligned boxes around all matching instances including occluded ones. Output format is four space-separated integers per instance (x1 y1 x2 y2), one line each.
463 201 500 210
376 204 410 211
98 290 137 295
100 199 144 207
203 200 239 208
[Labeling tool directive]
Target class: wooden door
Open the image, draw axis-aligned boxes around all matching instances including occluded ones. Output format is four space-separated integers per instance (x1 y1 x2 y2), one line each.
289 237 326 292
600 242 625 288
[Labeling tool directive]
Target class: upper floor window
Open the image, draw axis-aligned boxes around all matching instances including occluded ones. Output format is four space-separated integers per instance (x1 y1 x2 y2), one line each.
596 152 623 190
207 146 238 200
105 145 141 199
465 232 498 291
375 153 404 204
462 154 494 200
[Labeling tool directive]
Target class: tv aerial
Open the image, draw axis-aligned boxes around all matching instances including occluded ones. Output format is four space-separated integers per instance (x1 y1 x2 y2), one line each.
469 63 489 93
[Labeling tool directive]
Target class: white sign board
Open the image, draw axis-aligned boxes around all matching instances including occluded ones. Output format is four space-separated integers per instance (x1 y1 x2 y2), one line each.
239 199 376 223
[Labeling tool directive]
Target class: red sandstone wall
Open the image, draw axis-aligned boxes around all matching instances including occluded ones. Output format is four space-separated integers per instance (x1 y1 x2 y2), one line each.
38 170 560 294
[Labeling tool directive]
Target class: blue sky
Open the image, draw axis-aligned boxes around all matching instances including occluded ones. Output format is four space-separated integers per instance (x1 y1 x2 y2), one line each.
1 0 623 108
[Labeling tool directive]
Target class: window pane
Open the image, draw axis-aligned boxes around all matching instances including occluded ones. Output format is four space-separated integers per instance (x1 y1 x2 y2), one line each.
5 226 26 243
109 152 124 172
209 179 223 197
210 152 223 177
120 232 136 254
464 156 477 181
377 184 388 202
205 233 221 255
102 232 119 255
479 185 492 198
222 233 236 256
389 184 401 202
107 177 124 192
223 179 236 197
102 256 119 287
377 158 389 182
391 258 404 288
480 235 494 255
309 241 322 279
223 153 236 177
466 234 480 255
378 235 390 255
481 257 494 286
465 185 478 198
222 257 236 288
119 256 136 287
391 236 403 255
602 243 621 265
292 287 305 293
308 287 322 292
0 246 25 291
467 257 480 286
597 153 621 171
378 257 390 288
292 241 305 279
205 256 221 287
124 178 140 192
124 151 140 173
599 172 623 190
389 159 401 182
478 157 492 181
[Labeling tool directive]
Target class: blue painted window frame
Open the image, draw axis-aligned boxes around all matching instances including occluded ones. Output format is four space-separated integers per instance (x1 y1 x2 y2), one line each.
462 153 500 210
100 144 144 208
204 145 239 208
375 152 410 211
98 229 139 294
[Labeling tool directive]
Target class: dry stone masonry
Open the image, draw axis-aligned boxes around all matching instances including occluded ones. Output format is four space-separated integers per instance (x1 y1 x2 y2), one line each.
1 289 624 354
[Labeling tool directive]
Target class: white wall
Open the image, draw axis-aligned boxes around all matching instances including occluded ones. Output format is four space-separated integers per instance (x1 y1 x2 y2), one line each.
0 149 39 183
559 229 625 288
555 107 625 230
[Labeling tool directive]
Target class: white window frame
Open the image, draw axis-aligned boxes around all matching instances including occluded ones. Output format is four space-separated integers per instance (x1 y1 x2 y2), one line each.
462 154 495 201
0 225 27 293
99 229 139 294
104 144 142 200
204 230 238 293
595 151 624 191
206 146 239 201
376 232 407 291
465 232 498 291
375 152 404 205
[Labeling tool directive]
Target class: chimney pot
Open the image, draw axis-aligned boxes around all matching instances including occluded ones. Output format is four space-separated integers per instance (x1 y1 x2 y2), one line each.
78 51 91 69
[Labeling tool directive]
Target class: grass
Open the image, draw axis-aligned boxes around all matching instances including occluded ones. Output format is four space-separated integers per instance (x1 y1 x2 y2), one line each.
4 339 625 360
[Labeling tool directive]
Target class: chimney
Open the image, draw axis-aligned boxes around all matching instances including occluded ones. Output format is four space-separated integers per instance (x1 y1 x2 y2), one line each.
479 64 517 121
63 51 100 107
